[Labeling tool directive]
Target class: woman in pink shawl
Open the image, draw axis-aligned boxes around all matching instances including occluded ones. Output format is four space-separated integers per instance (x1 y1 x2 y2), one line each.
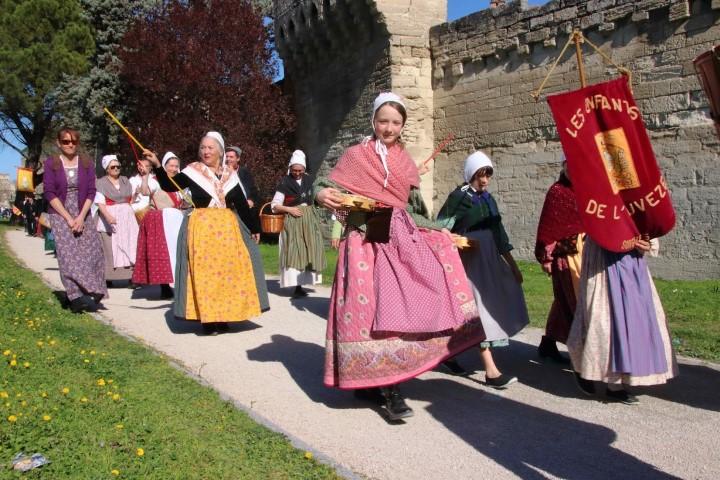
315 92 485 421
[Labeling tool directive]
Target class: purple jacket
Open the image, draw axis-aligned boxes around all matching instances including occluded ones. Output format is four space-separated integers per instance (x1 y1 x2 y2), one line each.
43 157 97 215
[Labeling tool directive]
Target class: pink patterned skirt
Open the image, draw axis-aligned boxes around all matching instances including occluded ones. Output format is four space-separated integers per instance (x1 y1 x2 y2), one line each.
324 209 485 389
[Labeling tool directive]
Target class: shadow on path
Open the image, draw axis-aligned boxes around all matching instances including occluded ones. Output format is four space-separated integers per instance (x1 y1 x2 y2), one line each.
408 377 681 480
163 309 262 336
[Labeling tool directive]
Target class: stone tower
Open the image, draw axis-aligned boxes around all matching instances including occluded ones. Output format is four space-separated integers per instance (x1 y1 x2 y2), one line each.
273 0 447 208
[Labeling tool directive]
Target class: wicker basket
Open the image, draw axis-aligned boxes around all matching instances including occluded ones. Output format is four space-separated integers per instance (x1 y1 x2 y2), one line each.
259 202 285 233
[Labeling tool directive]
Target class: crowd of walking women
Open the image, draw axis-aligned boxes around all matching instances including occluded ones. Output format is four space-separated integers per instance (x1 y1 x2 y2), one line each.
42 91 677 422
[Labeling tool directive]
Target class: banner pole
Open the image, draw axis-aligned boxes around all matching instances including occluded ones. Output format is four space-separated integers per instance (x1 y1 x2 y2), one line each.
573 30 587 88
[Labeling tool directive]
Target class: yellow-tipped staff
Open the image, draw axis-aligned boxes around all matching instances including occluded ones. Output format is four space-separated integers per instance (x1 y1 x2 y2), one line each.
103 107 195 208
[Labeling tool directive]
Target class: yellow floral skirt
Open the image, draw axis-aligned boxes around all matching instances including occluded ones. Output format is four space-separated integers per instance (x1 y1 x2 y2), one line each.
182 208 260 322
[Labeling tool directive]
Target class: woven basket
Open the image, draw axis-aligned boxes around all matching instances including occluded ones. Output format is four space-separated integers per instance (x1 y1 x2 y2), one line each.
259 202 285 234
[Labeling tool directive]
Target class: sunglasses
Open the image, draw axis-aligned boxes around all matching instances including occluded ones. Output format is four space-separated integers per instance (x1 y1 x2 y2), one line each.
60 139 78 146
108 165 121 170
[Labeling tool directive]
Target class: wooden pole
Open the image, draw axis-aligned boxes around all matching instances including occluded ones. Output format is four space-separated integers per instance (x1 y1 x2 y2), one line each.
573 30 587 88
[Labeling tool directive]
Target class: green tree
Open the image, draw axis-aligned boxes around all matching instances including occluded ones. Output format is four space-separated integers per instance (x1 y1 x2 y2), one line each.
57 0 159 159
0 0 94 168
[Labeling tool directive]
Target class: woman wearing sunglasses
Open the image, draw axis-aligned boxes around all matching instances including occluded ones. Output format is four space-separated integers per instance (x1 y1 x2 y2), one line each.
43 128 107 312
94 154 139 287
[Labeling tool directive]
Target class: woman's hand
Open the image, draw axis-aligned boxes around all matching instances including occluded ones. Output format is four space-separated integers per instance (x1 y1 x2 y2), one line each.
316 188 343 210
71 216 85 233
635 238 651 255
511 265 524 284
142 150 160 168
287 206 303 218
541 262 552 275
251 233 260 243
331 238 340 249
106 214 117 225
417 161 431 176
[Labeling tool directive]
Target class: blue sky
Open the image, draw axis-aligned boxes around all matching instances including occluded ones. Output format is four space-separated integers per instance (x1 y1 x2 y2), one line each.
0 0 547 180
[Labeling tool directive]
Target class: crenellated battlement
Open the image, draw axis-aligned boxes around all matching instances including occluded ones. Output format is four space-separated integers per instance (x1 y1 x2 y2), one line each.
430 0 710 81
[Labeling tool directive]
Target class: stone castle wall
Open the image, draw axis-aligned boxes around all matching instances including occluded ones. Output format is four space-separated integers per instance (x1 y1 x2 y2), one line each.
430 0 720 279
274 0 720 279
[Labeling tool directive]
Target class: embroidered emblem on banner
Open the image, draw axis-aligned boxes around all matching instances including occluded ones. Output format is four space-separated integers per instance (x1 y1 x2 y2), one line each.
594 128 640 194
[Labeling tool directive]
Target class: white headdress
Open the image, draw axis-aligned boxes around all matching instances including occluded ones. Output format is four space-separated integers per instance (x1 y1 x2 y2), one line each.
463 151 493 184
366 92 406 188
162 152 178 168
287 150 306 173
101 154 118 171
203 131 226 167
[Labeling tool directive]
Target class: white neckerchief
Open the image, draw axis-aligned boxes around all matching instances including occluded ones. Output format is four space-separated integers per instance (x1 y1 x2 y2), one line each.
181 162 240 208
362 136 390 188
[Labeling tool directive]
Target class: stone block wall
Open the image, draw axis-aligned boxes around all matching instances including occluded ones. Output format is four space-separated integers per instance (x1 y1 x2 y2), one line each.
430 0 720 279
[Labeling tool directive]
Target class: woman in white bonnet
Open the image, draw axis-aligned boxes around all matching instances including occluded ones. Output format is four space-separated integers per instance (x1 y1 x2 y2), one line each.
143 133 269 335
270 150 326 297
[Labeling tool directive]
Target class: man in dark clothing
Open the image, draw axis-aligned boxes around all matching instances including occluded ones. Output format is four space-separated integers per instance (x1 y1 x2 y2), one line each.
22 195 37 236
226 145 260 208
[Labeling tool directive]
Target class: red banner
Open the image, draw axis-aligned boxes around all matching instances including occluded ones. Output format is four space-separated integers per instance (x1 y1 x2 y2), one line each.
547 77 675 252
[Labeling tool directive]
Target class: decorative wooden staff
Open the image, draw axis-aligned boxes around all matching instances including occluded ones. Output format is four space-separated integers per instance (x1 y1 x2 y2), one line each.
103 108 195 208
422 132 455 167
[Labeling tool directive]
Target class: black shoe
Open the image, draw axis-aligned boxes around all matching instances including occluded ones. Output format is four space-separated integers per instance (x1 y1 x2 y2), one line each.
90 293 104 305
353 388 384 405
440 358 469 376
380 386 414 421
160 284 174 299
538 336 571 364
69 298 86 314
485 374 518 389
201 323 218 336
605 388 639 405
574 372 596 396
293 286 308 297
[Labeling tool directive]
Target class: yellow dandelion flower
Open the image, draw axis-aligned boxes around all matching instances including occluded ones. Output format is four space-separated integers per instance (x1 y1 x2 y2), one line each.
115 424 123 429
41 392 47 398
112 394 120 401
90 350 96 355
23 362 30 368
97 378 106 386
304 451 313 460
136 448 144 457
20 401 27 407
42 414 51 421
84 359 90 363
61 387 70 395
36 341 44 347
9 359 17 367
15 393 21 397
107 379 113 384
49 340 56 346
7 415 17 422
80 397 88 403
2 350 10 356
0 392 8 399
80 350 86 354
111 469 120 476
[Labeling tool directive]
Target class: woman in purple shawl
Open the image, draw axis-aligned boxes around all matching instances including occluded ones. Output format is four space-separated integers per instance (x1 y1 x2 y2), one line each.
43 128 106 312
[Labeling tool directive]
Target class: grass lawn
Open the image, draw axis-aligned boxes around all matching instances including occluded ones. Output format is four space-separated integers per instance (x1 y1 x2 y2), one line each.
0 228 339 479
260 242 719 361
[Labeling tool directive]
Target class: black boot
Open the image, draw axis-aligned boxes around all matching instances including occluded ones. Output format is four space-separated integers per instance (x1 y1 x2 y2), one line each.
160 284 174 299
380 385 413 421
538 335 570 364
